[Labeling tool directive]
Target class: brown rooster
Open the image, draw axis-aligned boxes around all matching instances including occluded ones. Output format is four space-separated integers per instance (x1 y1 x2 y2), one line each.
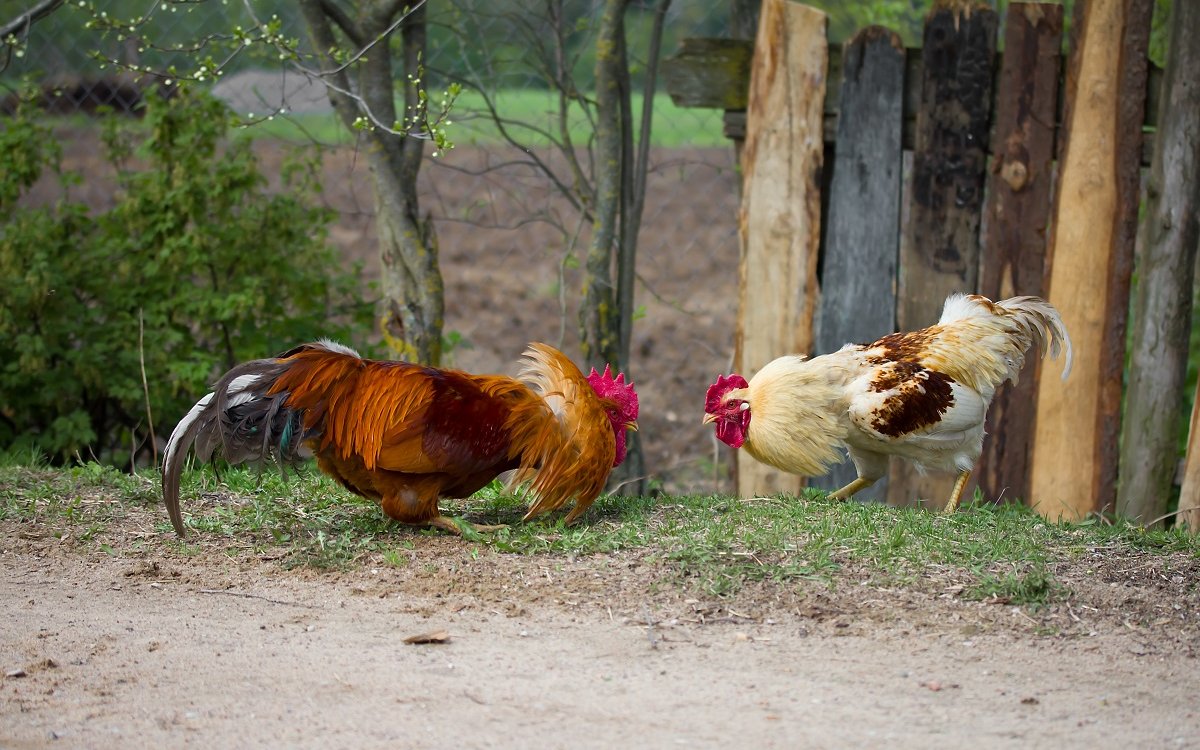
162 341 638 535
703 294 1072 512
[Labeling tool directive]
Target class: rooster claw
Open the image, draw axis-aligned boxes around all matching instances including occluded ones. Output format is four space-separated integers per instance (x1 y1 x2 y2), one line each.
426 516 507 537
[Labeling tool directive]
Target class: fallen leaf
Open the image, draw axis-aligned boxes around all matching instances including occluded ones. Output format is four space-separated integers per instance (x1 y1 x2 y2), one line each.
403 630 450 645
6 669 27 679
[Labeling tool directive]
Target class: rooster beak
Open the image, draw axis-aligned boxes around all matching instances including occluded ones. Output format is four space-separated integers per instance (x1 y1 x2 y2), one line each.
702 413 717 425
625 421 639 432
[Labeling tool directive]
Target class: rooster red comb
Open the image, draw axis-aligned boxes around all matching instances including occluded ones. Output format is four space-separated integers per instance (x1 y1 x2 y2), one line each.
705 373 749 413
587 364 639 419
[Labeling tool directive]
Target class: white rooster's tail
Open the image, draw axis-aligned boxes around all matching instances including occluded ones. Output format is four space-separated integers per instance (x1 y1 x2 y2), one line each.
993 296 1073 380
935 293 1073 390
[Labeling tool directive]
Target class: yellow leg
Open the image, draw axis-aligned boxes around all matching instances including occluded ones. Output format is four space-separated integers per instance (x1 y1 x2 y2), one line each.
424 516 507 535
943 470 972 514
828 477 876 501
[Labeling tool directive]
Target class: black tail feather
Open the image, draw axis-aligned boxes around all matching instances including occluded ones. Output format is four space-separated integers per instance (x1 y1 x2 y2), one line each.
160 357 312 537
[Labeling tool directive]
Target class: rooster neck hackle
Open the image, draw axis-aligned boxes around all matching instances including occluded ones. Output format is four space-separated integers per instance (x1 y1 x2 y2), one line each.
733 357 848 478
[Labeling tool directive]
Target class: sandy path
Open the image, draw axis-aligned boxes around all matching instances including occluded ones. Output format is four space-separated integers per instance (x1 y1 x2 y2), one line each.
3 552 1196 749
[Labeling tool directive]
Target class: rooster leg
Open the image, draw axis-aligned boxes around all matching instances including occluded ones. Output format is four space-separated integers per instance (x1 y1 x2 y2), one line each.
380 488 506 535
424 516 507 535
943 470 972 514
828 477 876 501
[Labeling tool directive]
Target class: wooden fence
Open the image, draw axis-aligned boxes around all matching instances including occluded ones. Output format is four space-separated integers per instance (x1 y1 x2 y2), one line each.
662 0 1193 522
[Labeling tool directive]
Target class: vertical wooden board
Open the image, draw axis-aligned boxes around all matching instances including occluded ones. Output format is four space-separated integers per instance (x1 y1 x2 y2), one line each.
1154 0 1200 531
1116 0 1200 527
1179 376 1200 531
888 0 997 509
975 3 1063 505
734 0 828 498
811 26 905 500
1029 0 1153 520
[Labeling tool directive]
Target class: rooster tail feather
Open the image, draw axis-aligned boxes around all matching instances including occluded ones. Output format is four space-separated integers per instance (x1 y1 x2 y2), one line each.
935 294 1073 389
162 392 217 537
996 296 1074 381
160 358 311 537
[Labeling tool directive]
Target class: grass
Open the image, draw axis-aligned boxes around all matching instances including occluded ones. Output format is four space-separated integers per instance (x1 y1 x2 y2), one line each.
4 460 1198 606
238 88 728 149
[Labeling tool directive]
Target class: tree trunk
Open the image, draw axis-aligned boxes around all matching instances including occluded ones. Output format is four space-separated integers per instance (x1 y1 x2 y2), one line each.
606 0 670 497
298 0 443 365
579 0 628 371
1142 0 1200 530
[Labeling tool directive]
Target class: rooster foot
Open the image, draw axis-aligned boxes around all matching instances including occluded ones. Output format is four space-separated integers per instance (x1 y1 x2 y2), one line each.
425 516 508 536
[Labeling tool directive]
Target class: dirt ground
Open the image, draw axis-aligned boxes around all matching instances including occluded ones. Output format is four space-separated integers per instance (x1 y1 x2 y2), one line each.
7 123 1198 747
3 527 1199 748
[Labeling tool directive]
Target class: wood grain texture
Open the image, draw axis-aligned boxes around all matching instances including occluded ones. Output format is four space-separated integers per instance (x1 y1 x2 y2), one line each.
888 1 997 509
810 26 905 500
1180 374 1200 531
1029 0 1153 521
1120 0 1200 527
975 3 1063 506
734 0 828 498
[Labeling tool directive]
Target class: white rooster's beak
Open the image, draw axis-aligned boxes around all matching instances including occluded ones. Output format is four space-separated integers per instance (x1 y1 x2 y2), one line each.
701 413 717 425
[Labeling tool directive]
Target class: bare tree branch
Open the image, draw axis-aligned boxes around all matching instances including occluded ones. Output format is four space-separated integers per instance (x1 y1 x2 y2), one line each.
0 0 64 40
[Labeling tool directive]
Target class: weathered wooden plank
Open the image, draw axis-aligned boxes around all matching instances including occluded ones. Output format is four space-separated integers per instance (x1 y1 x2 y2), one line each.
662 38 755 110
665 40 1163 165
888 0 997 510
1179 377 1200 530
734 0 828 498
810 26 905 500
1117 0 1200 527
974 3 1063 506
1029 0 1153 521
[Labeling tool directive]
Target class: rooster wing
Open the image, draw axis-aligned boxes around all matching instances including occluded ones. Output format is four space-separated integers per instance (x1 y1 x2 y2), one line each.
840 357 989 479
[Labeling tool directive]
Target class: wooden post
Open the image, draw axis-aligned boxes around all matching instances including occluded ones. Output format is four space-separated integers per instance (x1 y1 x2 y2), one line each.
1181 381 1200 530
1129 0 1200 529
1029 0 1153 521
735 0 827 498
888 0 997 509
975 3 1063 505
811 26 905 500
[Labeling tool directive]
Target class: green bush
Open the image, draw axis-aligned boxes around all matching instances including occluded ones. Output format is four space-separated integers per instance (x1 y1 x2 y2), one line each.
0 88 373 466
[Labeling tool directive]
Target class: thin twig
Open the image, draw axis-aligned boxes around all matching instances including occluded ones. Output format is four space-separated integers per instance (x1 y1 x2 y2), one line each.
196 589 317 608
1146 506 1191 529
642 604 658 650
0 0 64 40
138 308 157 467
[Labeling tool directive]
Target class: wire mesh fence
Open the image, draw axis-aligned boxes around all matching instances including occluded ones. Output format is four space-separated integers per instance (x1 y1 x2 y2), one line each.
2 0 745 493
